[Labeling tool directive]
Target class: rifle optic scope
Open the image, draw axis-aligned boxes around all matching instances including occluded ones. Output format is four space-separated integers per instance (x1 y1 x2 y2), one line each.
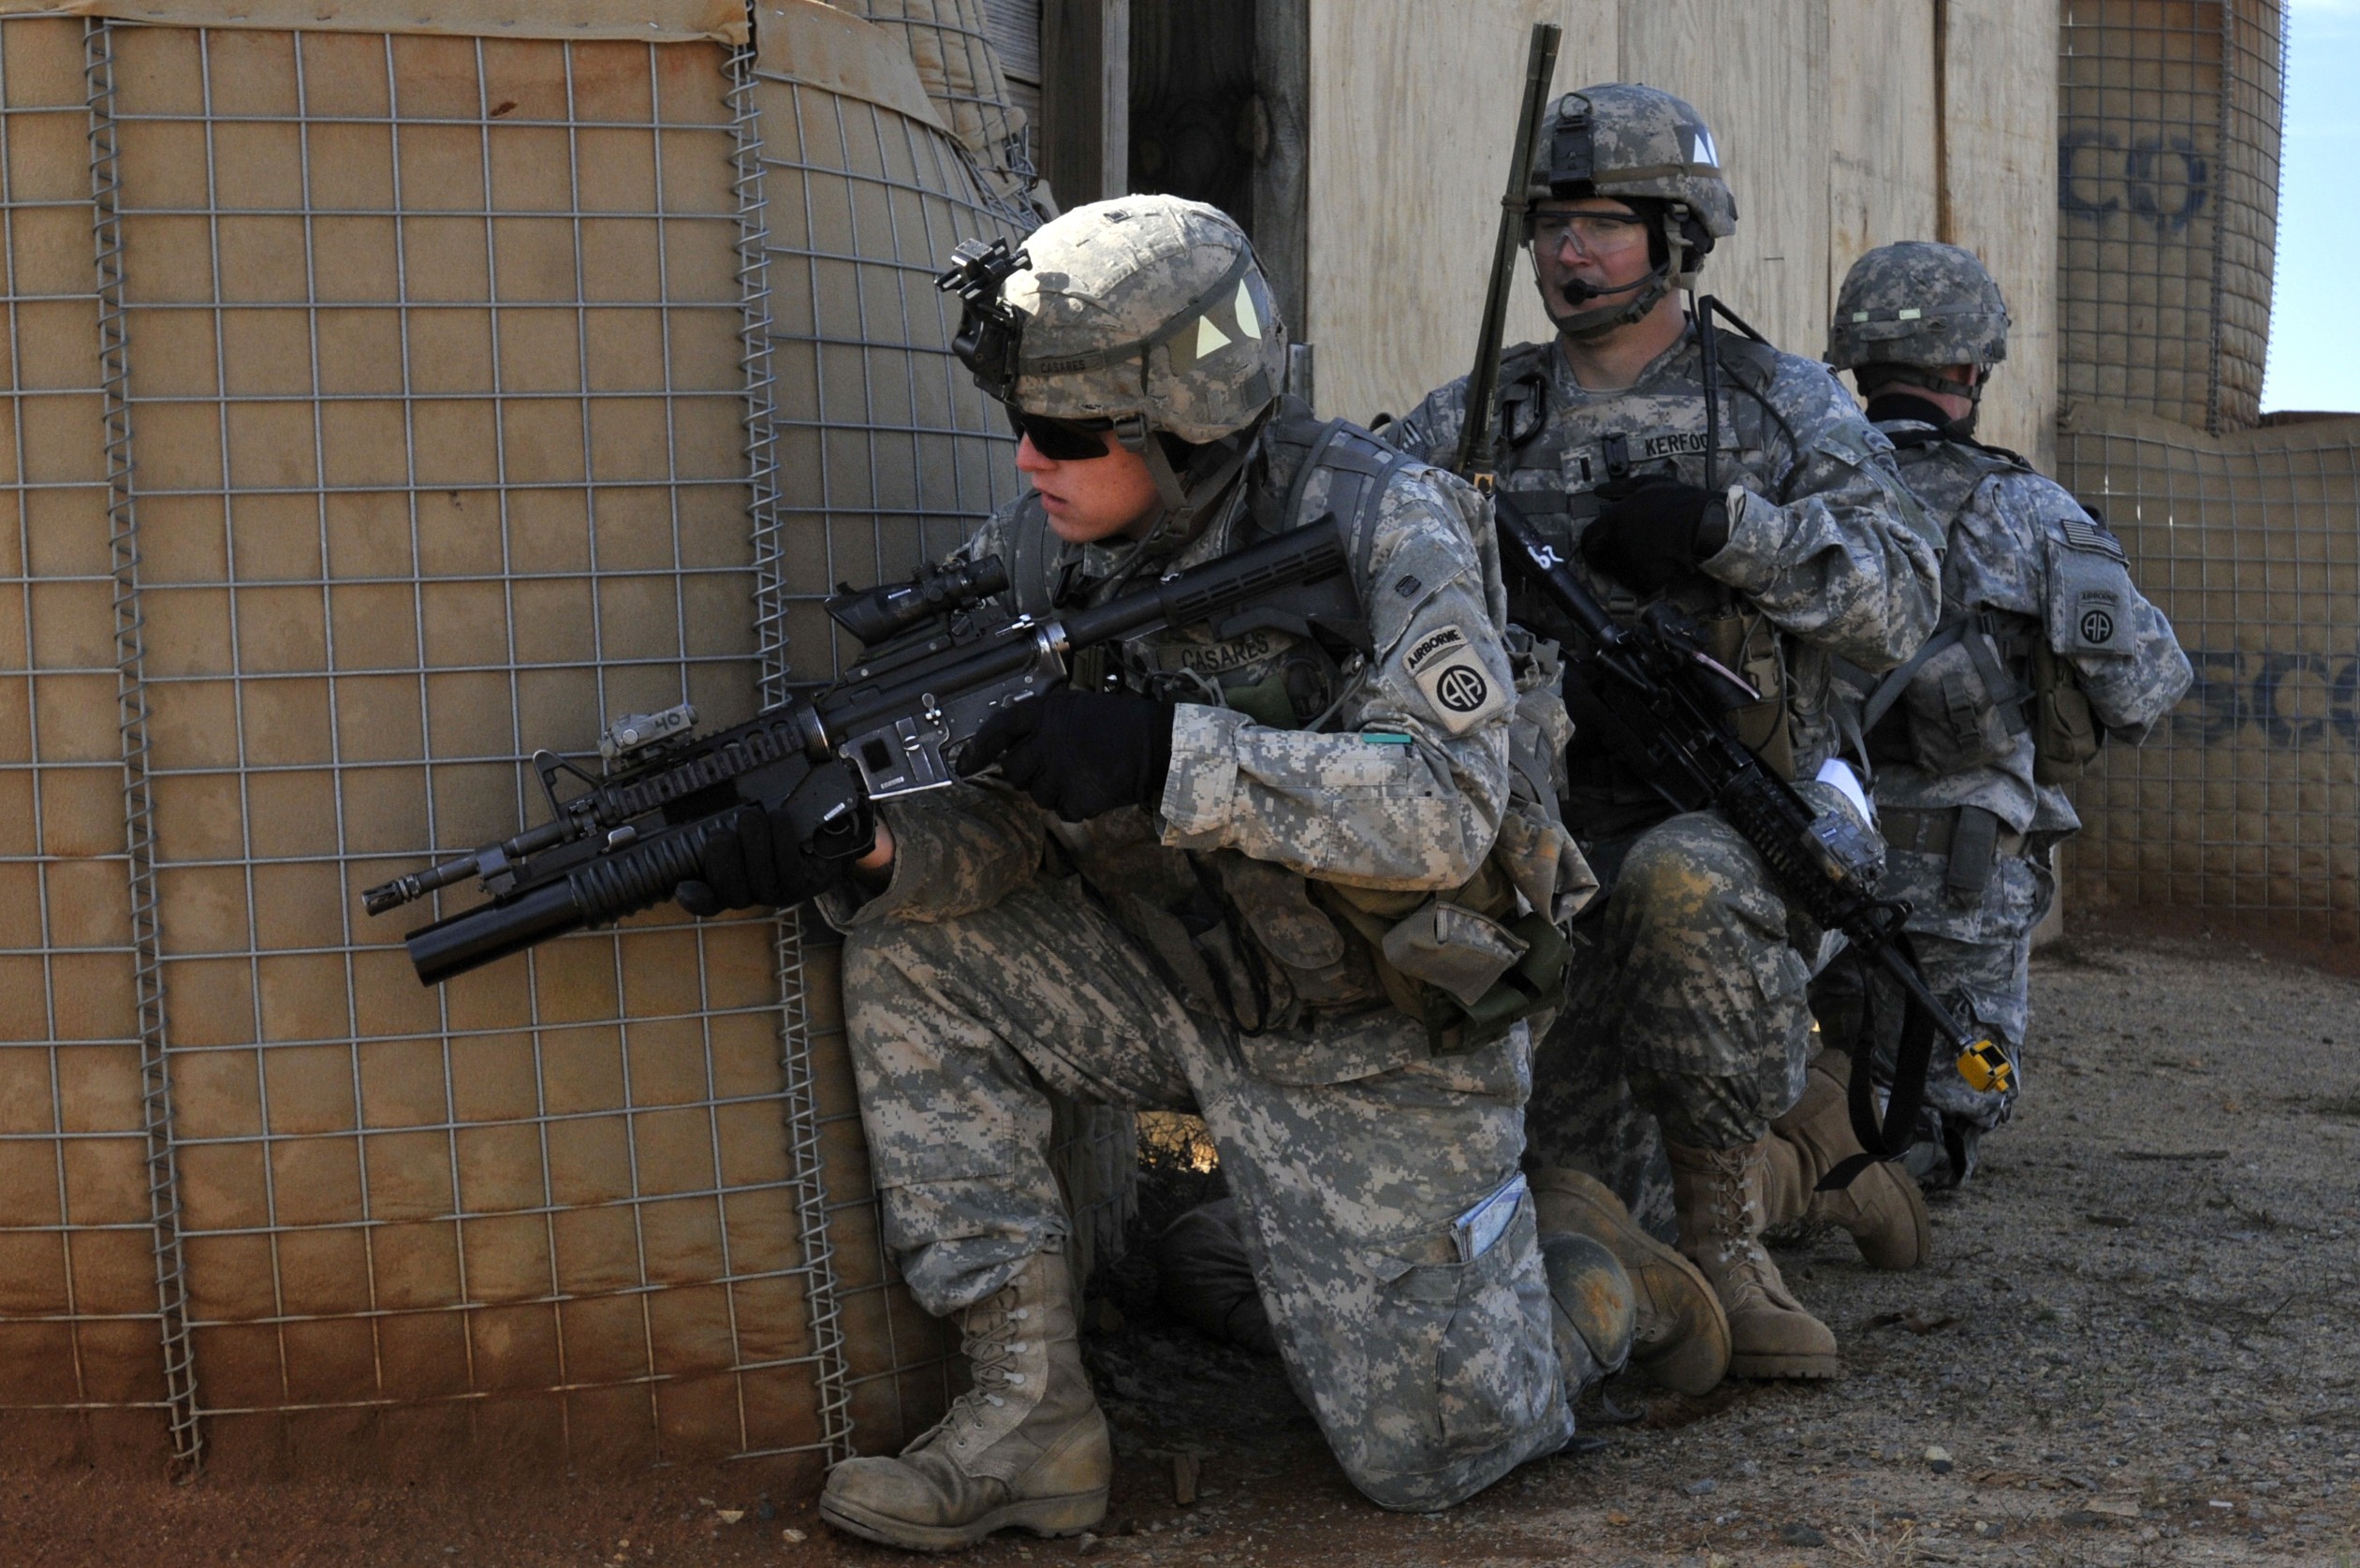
823 554 1011 646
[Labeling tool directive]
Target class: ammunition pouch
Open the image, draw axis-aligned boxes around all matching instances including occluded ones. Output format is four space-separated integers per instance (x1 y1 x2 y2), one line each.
1308 667 1594 1054
1704 606 1795 780
2029 640 2103 784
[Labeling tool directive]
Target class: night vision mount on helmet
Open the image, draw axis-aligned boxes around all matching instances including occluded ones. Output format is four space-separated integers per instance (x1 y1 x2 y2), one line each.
934 197 1288 520
1527 82 1737 339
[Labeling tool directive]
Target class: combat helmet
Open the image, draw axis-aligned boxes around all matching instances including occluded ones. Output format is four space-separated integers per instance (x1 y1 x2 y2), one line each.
1527 83 1737 337
1827 241 2011 416
936 195 1285 516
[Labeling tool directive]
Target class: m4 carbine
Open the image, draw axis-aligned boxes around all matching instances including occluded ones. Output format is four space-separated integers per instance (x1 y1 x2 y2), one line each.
1452 22 2010 1187
362 521 1359 987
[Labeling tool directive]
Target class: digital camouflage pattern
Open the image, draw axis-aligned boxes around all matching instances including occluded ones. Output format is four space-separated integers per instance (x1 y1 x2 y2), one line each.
1391 329 1943 799
1391 328 1936 1222
1858 416 2190 1126
822 405 1583 1508
1523 780 1867 1238
836 397 1526 997
1826 241 2012 374
1869 427 2191 837
1863 845 2053 1130
1530 84 1737 241
841 874 1568 1509
1004 197 1287 445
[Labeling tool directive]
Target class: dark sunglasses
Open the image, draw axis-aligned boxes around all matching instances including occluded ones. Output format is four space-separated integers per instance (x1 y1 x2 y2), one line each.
1005 406 1117 462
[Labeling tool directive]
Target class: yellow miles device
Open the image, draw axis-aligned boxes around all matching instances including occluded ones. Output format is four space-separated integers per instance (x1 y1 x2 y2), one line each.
1957 1038 2015 1095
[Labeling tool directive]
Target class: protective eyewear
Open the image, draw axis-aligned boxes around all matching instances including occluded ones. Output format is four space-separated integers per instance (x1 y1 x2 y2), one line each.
1005 407 1118 462
1529 210 1650 255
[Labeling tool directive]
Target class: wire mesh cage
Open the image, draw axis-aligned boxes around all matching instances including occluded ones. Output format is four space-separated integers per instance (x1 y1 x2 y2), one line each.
91 19 823 1474
741 0 1131 1458
0 0 1132 1478
2060 405 2360 941
2051 0 2358 939
0 12 179 1468
2058 0 2284 435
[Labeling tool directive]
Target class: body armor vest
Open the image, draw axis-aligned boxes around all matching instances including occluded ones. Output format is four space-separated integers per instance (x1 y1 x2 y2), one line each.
1872 430 2102 785
1488 334 1808 839
1000 404 1588 1050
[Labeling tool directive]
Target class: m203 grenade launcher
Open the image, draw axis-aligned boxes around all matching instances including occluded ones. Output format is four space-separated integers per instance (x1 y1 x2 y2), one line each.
360 522 1360 986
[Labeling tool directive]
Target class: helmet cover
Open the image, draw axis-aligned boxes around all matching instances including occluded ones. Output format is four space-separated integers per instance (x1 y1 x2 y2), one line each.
1827 241 2011 374
942 195 1284 445
1529 83 1737 243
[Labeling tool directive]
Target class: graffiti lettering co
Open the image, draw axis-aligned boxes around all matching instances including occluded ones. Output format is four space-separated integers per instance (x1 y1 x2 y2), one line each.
2059 128 2209 232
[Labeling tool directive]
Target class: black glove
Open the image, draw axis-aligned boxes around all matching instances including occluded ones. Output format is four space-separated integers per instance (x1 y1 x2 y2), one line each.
960 687 1176 822
1578 474 1730 596
674 760 874 916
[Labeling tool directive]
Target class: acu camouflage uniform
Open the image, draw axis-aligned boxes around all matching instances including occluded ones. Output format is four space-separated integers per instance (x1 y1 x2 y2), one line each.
1847 420 2190 1132
829 334 1589 1506
1392 326 1942 1233
1823 242 2191 1148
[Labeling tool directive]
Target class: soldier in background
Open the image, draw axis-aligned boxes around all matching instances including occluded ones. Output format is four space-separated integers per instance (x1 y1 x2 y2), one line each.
777 195 1631 1552
1389 84 1946 1385
1806 242 2191 1190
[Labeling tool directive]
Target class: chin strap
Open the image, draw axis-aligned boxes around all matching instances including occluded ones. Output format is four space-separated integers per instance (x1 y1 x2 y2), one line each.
1115 414 1263 554
1861 365 1986 434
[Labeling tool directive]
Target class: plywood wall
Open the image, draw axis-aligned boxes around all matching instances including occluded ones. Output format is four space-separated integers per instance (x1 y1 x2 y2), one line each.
1306 0 2059 467
1301 0 1614 427
1945 0 2060 468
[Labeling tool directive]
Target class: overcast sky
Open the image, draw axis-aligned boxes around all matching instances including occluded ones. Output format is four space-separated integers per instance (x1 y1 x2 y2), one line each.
2260 0 2357 412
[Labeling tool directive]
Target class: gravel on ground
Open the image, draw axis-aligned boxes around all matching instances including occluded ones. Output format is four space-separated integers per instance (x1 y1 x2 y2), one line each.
5 928 2356 1567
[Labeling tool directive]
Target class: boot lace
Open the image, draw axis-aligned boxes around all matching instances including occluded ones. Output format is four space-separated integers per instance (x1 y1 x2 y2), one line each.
1697 1147 1779 1313
947 1284 1033 1426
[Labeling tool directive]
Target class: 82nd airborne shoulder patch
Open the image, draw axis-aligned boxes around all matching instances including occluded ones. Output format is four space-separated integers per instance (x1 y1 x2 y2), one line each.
1401 623 1509 736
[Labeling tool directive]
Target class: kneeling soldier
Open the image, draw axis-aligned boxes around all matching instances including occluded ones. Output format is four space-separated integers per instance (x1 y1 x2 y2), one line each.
755 196 1629 1551
1392 85 1945 1383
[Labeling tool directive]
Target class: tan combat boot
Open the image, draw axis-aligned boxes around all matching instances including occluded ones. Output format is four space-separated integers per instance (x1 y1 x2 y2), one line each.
1766 1056 1932 1271
1665 1137 1842 1381
821 1251 1110 1552
1530 1165 1730 1396
1538 1230 1637 1402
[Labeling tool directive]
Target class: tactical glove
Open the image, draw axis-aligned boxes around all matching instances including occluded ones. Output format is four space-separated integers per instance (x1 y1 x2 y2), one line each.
1578 474 1731 596
674 760 874 916
962 686 1176 822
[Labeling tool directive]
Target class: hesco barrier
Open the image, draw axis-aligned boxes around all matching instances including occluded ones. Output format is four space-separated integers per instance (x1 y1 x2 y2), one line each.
2060 405 2360 942
2059 0 2284 435
0 0 1139 1481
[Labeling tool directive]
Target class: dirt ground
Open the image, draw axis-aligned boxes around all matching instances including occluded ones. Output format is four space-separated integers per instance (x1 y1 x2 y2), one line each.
6 927 2358 1567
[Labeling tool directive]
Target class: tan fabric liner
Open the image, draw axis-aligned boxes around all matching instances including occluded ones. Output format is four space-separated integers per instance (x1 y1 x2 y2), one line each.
0 0 750 45
754 0 945 130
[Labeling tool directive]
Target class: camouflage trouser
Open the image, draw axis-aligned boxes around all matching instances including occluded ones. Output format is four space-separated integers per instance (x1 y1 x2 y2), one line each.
842 872 1574 1510
1528 782 1863 1239
1862 843 2055 1131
